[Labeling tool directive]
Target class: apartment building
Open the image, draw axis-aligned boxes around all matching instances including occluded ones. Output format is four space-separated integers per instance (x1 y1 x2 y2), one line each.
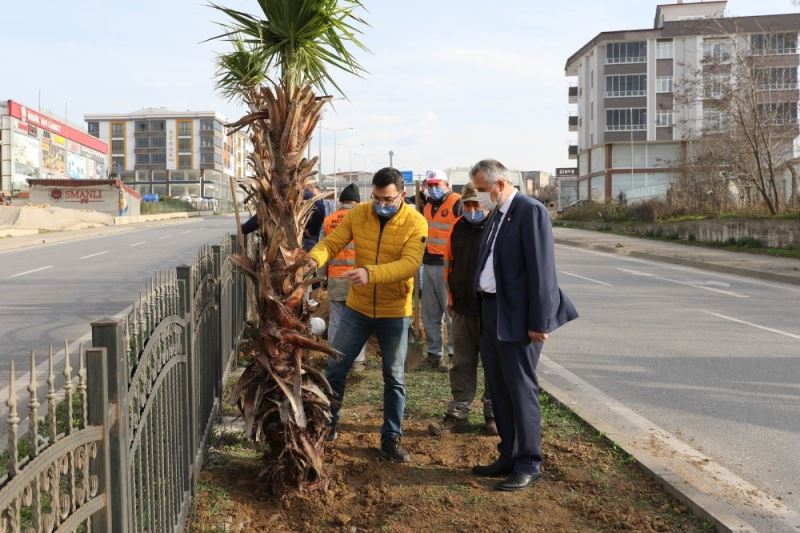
84 108 250 208
565 1 800 203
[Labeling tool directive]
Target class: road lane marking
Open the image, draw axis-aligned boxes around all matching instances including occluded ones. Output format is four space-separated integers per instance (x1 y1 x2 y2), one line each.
616 268 748 298
80 250 109 260
702 310 800 340
9 265 53 278
158 235 172 240
558 244 800 294
181 230 192 235
130 241 146 247
559 270 611 286
617 268 654 277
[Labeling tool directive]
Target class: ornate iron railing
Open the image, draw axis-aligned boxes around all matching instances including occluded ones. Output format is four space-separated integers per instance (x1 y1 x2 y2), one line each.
0 234 247 532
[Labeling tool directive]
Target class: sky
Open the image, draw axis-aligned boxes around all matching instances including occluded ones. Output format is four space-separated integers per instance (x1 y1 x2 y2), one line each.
2 0 797 176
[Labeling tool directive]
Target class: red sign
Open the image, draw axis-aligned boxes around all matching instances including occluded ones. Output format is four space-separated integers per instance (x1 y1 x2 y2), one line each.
7 100 108 154
50 189 62 201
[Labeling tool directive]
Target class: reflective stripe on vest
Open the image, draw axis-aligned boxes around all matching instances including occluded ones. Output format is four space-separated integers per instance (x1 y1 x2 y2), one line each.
423 193 460 256
323 208 357 278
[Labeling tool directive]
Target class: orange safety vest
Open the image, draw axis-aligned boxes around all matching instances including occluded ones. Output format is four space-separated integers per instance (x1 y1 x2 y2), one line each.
423 192 461 256
322 208 356 278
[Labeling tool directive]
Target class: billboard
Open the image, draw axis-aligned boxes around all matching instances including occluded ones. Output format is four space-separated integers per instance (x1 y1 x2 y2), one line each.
67 153 87 180
42 139 66 175
13 133 40 181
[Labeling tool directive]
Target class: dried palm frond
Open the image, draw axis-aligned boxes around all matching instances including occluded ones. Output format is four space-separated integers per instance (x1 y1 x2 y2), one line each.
209 0 367 493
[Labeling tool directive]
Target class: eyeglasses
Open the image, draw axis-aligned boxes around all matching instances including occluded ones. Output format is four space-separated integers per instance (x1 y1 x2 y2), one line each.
371 192 402 205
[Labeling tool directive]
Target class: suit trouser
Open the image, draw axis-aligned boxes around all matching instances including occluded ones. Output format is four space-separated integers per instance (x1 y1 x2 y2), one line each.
328 299 366 362
447 312 493 420
479 294 542 475
422 264 454 358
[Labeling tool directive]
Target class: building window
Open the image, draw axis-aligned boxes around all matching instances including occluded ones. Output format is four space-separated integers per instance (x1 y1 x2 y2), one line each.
111 157 125 174
605 75 647 97
111 122 125 138
704 74 730 98
702 39 732 64
150 136 166 148
135 153 150 165
605 108 647 131
656 41 673 59
150 153 167 166
135 120 149 132
149 120 166 131
656 110 673 127
656 76 673 93
606 41 647 64
177 120 192 136
703 109 729 132
752 33 798 55
200 152 215 164
178 138 192 152
112 140 125 153
200 119 215 132
757 102 798 125
87 121 99 137
135 137 149 149
200 135 215 148
756 67 798 90
178 154 192 169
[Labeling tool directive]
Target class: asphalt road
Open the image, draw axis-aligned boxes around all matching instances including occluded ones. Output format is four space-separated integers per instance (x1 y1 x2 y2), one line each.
0 216 236 370
547 244 800 526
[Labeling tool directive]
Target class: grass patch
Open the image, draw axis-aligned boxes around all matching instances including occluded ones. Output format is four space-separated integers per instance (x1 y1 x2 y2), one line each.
141 197 197 214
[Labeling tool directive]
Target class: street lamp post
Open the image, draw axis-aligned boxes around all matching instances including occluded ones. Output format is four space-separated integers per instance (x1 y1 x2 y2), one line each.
321 126 353 196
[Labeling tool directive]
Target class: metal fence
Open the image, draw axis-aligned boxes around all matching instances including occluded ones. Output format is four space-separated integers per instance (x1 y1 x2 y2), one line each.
0 234 247 532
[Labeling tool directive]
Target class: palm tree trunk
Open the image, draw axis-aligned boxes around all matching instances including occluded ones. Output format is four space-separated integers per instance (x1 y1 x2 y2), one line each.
228 83 338 493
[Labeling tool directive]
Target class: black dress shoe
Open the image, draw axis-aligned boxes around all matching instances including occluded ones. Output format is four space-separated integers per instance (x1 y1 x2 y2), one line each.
471 459 513 477
495 472 541 491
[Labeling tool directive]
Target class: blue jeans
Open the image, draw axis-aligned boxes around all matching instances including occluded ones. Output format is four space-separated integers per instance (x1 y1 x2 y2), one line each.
327 306 409 440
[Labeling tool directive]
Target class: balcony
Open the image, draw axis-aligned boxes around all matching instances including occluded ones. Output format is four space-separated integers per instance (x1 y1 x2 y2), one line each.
568 114 579 132
568 86 578 104
568 145 578 160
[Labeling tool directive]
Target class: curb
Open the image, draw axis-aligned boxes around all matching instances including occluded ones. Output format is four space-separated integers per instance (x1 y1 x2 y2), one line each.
538 355 800 533
554 237 800 287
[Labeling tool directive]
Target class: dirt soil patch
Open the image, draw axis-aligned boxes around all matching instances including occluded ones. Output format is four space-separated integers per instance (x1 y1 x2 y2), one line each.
191 341 712 532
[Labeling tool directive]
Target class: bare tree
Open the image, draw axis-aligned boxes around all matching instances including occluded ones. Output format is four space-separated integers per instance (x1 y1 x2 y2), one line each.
672 21 800 214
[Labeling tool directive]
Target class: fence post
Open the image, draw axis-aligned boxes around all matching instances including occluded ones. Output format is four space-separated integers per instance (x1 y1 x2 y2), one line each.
91 319 130 532
212 244 226 390
176 264 197 489
85 347 112 533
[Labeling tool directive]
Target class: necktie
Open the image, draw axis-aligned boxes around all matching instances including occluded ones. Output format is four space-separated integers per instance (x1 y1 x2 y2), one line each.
479 210 502 273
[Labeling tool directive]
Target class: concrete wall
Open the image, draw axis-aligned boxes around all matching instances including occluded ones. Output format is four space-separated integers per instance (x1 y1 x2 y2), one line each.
562 218 800 248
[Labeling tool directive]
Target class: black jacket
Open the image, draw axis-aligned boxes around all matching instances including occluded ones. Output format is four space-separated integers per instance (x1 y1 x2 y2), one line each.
447 216 485 316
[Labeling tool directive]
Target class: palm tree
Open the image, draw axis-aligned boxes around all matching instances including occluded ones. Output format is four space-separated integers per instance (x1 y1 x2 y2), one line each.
208 0 367 493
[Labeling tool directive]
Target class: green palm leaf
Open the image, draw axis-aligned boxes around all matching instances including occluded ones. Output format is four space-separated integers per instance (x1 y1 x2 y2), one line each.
209 0 368 98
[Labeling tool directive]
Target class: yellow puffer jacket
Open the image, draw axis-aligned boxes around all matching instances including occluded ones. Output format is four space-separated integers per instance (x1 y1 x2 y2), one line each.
308 201 428 318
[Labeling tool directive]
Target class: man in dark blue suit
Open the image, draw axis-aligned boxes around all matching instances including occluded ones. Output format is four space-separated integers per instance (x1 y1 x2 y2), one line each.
469 159 578 491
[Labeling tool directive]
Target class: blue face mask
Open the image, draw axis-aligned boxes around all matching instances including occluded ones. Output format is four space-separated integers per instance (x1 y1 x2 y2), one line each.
428 187 445 201
464 210 486 224
373 202 399 218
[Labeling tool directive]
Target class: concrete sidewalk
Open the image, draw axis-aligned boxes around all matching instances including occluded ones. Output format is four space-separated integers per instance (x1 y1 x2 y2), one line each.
554 226 800 286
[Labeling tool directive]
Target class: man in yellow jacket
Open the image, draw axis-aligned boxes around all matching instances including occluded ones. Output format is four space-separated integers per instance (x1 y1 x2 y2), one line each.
308 167 427 462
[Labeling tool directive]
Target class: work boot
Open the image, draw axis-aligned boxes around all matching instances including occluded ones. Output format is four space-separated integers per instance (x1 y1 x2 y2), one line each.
325 427 338 442
380 436 411 463
483 418 499 436
428 414 470 435
417 354 445 371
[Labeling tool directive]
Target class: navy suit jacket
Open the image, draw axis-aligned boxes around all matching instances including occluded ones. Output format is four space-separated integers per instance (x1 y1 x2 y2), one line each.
475 194 578 343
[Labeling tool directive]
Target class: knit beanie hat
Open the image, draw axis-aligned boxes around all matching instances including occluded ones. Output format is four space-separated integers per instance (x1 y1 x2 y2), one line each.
339 183 360 203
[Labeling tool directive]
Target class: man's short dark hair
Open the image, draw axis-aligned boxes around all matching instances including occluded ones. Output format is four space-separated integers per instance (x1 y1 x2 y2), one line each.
372 167 405 190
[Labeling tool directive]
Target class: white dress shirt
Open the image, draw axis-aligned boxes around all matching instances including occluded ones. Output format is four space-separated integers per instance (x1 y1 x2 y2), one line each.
479 189 517 293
